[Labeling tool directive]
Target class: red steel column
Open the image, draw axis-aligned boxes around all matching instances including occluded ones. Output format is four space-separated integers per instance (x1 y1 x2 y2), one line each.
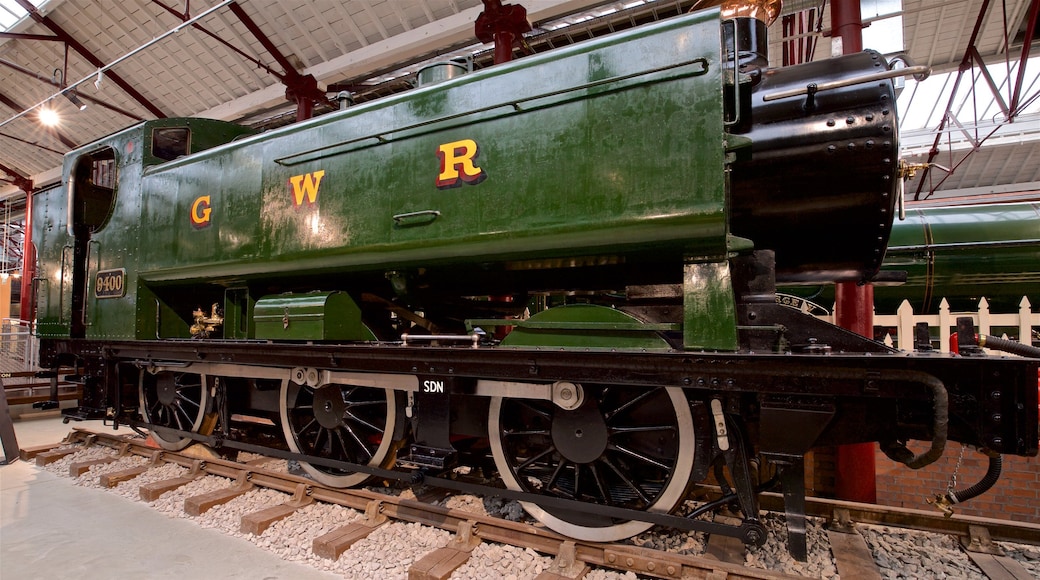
18 190 34 322
830 0 863 53
475 0 531 65
492 30 518 64
832 0 876 504
834 283 877 502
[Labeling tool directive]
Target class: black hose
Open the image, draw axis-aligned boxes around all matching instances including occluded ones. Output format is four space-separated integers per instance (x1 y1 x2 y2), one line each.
949 453 1003 504
980 335 1040 358
877 371 949 469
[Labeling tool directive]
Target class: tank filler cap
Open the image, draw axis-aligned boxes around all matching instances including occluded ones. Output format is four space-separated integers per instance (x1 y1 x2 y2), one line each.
416 59 471 87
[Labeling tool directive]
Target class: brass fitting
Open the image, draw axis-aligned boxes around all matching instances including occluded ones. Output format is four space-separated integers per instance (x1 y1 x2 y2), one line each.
190 303 224 338
899 160 932 180
926 493 955 518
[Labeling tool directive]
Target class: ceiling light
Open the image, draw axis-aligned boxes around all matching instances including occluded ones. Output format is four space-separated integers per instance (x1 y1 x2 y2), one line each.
39 105 59 126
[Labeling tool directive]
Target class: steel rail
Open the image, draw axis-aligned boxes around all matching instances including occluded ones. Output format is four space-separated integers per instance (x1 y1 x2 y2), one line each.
133 420 769 544
760 493 1040 547
56 428 790 580
40 427 1040 578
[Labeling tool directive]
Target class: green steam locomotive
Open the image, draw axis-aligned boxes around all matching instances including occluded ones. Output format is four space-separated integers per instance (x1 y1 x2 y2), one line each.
28 6 1038 558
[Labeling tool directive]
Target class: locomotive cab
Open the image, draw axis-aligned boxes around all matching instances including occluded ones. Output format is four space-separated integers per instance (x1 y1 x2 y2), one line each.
32 119 256 340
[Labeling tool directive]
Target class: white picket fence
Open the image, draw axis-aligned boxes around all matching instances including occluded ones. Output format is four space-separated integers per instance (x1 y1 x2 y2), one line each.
0 318 38 378
815 297 1039 353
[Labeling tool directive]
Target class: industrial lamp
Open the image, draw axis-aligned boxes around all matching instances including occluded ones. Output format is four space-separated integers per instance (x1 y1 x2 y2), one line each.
63 89 87 111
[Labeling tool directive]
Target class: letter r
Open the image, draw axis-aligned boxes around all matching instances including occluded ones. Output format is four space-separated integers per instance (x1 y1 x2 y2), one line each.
436 139 486 188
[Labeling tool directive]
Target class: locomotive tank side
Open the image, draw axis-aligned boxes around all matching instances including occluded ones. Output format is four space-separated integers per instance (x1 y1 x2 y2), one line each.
26 183 67 338
133 12 729 317
32 123 145 340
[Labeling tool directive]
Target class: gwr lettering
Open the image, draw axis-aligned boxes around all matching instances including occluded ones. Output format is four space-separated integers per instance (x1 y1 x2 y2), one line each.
190 195 212 228
289 170 325 206
436 139 486 188
423 380 445 393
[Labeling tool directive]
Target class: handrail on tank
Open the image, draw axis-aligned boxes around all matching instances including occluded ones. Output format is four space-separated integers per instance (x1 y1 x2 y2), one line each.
273 58 710 167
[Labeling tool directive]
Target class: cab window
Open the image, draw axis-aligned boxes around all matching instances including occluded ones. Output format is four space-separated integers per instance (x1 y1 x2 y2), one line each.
72 147 117 234
152 127 190 161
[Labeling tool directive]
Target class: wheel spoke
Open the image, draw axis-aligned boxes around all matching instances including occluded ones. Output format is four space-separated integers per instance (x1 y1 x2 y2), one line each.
573 463 582 498
503 428 551 437
141 373 213 451
490 385 695 542
346 400 384 408
601 455 652 505
609 443 673 471
516 445 556 473
344 410 384 434
281 380 396 488
332 428 353 459
172 404 187 431
175 392 201 412
341 424 373 462
608 424 676 435
175 402 195 429
603 388 658 422
546 456 569 491
312 425 328 454
548 462 577 499
589 462 612 505
296 417 320 438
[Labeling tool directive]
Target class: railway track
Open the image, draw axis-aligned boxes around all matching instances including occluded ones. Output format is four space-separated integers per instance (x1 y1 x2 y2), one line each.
22 428 1040 579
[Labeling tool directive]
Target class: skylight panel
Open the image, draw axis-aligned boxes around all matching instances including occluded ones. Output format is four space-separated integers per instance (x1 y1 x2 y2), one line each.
0 0 44 33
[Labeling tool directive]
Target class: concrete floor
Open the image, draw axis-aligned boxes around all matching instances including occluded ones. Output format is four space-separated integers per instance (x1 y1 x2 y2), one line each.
1 411 337 580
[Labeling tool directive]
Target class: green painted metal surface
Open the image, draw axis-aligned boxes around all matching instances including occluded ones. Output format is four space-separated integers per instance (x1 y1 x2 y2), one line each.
134 10 726 285
683 260 737 351
498 304 672 350
29 184 70 337
254 291 371 341
880 202 1040 312
35 10 732 346
780 202 1040 314
32 119 255 339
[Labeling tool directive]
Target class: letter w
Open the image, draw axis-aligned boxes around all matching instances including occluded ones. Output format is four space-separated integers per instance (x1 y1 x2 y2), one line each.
289 170 326 206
